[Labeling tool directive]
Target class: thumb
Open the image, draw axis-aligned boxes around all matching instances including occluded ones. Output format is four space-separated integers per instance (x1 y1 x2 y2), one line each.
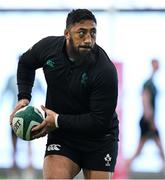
41 105 48 113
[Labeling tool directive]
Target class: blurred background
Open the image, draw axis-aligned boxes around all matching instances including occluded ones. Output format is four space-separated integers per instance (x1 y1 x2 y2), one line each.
0 0 165 179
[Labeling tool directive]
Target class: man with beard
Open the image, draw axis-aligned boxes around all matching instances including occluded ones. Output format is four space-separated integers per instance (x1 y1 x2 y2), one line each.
10 9 119 179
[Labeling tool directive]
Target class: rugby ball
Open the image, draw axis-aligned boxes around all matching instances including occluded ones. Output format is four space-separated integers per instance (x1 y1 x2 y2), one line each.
12 106 44 141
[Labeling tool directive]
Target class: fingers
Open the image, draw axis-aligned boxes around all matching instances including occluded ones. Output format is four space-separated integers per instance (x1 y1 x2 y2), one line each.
31 128 48 139
10 99 29 126
31 121 48 139
31 120 47 132
10 105 22 125
32 105 48 132
31 105 57 139
41 105 47 112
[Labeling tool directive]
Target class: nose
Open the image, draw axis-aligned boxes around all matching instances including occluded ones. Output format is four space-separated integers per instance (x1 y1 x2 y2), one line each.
84 33 92 45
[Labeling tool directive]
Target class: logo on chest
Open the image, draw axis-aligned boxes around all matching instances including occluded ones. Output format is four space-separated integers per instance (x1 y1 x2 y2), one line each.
45 58 55 69
81 72 88 87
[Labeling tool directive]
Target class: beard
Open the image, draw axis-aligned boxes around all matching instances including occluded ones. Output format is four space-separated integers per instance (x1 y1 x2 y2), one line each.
68 38 95 66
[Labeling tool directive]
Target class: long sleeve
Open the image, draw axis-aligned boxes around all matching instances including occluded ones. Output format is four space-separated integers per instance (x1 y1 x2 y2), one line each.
17 36 54 101
17 54 36 101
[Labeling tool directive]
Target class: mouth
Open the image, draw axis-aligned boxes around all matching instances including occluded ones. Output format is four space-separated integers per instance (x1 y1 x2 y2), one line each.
79 46 92 51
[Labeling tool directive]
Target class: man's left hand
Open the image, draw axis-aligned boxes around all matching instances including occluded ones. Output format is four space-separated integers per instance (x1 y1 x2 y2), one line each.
31 105 58 139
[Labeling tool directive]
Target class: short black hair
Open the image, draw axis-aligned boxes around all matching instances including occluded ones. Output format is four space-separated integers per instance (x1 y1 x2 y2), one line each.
66 9 97 28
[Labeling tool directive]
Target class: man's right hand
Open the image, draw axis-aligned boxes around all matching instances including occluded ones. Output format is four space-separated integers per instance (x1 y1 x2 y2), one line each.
10 99 29 126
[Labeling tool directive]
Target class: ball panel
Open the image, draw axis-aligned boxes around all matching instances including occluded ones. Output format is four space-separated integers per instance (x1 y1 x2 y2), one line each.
25 120 41 140
12 106 44 141
22 106 43 139
13 117 24 139
33 108 43 119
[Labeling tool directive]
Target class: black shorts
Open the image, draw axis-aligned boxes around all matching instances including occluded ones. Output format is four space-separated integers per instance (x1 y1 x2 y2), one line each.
45 133 118 172
140 116 159 138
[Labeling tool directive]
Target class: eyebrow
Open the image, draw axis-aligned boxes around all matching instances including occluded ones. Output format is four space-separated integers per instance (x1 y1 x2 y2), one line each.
78 27 96 31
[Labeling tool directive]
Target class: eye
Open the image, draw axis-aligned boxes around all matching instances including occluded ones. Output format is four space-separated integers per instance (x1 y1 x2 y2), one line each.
91 30 96 38
78 31 85 38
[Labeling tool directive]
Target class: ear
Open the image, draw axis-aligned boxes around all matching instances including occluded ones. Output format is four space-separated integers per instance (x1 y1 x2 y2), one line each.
64 29 70 40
